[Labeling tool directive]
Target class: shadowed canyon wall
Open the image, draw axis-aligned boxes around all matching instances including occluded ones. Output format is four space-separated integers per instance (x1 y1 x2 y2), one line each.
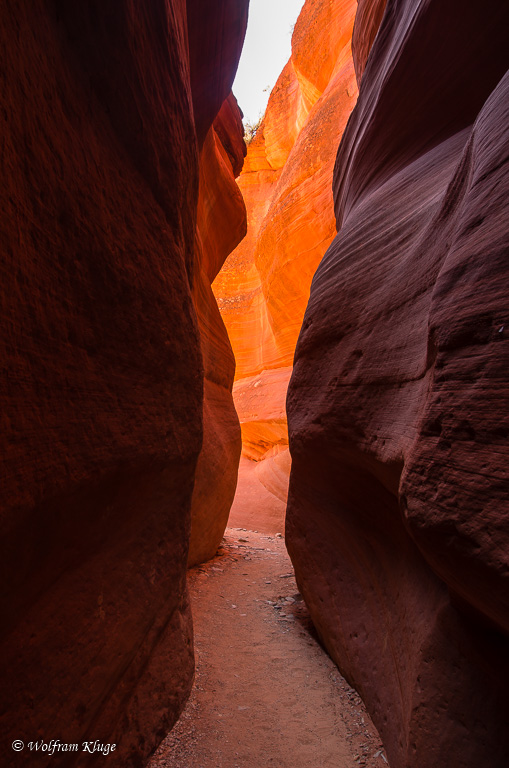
214 0 360 524
189 95 246 566
0 1 247 764
287 1 509 767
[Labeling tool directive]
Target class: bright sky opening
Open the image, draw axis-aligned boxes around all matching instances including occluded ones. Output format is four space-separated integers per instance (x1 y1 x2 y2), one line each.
233 0 306 126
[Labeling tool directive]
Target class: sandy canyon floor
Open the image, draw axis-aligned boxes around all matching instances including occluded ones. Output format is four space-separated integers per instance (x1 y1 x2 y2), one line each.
149 525 388 768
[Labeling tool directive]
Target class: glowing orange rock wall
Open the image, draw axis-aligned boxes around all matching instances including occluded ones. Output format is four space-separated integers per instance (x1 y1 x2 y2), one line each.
214 0 359 513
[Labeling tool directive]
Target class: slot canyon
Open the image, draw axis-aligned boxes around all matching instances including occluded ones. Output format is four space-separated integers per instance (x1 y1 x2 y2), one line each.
0 1 508 767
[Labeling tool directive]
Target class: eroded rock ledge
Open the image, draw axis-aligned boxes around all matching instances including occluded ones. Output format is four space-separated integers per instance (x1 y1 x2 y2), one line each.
287 1 509 766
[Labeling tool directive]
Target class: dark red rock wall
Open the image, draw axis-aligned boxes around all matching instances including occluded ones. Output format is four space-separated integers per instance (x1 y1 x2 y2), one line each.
0 1 246 765
351 0 387 82
287 1 509 767
187 0 249 148
189 96 246 566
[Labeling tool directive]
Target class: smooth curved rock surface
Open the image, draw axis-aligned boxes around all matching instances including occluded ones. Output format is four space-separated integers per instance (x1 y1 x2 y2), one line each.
287 1 509 767
351 0 388 82
227 456 288 534
189 97 246 567
233 368 292 461
0 1 247 764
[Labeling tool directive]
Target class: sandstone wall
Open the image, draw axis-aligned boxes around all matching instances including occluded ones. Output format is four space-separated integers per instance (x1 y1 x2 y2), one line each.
0 1 247 764
287 1 509 766
214 0 359 518
189 95 246 566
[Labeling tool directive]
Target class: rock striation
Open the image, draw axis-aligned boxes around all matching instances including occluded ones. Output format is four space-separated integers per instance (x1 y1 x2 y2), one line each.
214 0 359 520
287 1 509 767
0 1 247 765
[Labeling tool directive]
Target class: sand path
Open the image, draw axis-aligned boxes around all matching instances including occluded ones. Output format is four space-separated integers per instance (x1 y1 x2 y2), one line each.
149 527 387 768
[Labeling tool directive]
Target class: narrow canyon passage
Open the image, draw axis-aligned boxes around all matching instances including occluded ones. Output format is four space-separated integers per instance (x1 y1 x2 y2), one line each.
2 1 508 767
149 525 387 768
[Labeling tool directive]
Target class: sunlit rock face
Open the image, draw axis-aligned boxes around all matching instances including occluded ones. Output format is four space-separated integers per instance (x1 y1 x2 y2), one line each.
0 1 247 764
287 1 509 766
214 0 359 514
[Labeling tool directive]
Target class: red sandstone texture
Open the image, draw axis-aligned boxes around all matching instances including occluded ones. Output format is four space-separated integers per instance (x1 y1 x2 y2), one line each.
189 95 246 567
287 1 509 767
351 0 387 82
0 1 247 765
214 0 359 521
